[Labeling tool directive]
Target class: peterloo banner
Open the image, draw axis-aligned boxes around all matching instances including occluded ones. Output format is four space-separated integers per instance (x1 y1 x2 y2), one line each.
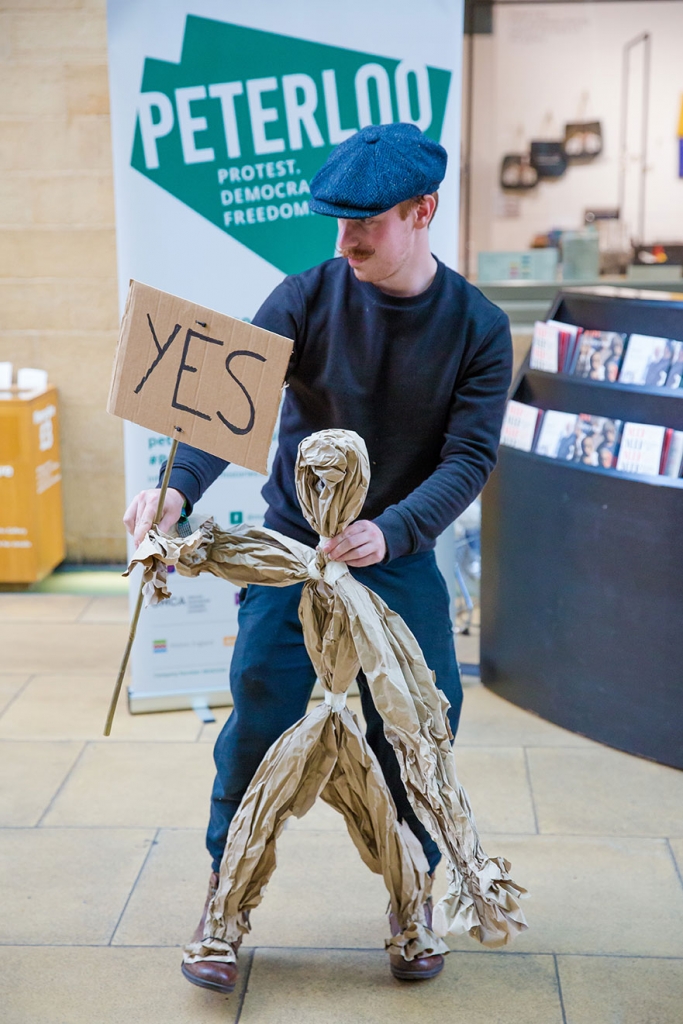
107 0 464 714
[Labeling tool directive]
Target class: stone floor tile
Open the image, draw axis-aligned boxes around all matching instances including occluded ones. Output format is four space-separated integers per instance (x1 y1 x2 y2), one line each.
0 946 246 1024
0 674 201 741
0 674 30 716
243 828 390 949
454 747 537 833
0 739 83 825
456 684 597 747
527 747 683 836
433 834 683 957
78 595 129 622
455 630 480 667
0 594 91 622
239 948 563 1024
0 827 154 944
43 742 215 828
667 837 683 882
558 954 683 1024
0 621 127 673
112 829 208 947
113 824 388 950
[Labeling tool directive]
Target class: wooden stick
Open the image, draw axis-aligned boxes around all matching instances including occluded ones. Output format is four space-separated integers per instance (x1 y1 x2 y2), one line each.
103 438 179 736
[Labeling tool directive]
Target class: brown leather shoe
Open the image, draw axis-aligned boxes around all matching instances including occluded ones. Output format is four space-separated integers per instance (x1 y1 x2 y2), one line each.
388 898 445 982
181 872 240 994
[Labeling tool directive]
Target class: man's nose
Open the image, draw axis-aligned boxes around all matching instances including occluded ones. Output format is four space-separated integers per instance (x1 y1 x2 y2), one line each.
337 219 360 249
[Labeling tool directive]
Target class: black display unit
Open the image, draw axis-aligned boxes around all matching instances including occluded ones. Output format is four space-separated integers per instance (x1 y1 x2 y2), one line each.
481 286 683 769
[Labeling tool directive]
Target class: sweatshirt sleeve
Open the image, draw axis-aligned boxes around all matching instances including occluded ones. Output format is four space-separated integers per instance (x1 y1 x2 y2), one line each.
161 277 303 509
373 312 513 561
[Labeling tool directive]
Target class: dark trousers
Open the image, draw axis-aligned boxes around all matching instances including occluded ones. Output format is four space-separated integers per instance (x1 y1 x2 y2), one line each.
206 549 462 875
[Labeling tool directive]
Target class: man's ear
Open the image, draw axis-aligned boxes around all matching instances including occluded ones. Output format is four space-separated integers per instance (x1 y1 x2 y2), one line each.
414 193 437 229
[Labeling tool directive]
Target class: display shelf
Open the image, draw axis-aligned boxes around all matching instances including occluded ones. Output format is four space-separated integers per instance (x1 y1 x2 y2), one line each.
481 287 683 769
518 368 683 429
507 445 683 490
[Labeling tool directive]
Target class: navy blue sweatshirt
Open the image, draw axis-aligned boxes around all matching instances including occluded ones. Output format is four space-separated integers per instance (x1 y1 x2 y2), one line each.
164 257 512 562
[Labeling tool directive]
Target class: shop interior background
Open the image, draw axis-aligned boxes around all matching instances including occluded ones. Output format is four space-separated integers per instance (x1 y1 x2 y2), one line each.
459 0 683 277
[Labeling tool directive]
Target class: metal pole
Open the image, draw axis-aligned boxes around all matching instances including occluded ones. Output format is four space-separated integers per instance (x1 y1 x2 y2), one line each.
638 33 651 246
617 38 630 220
103 437 179 736
619 32 650 244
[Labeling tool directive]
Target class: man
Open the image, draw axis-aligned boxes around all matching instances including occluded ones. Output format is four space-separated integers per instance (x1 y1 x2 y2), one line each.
124 123 512 992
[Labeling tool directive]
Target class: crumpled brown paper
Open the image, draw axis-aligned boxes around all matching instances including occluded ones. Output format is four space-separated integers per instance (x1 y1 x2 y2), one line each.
125 429 528 963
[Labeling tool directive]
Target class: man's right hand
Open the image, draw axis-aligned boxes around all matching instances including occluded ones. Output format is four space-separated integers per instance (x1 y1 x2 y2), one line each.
123 487 186 548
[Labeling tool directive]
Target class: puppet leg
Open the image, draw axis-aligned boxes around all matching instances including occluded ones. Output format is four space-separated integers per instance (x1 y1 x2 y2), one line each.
352 550 462 872
206 582 317 870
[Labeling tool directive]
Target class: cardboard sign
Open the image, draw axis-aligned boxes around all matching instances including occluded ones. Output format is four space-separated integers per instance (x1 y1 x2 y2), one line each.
108 281 293 474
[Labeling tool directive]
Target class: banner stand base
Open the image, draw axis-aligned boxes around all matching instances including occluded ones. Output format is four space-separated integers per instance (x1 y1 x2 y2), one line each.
192 698 217 723
128 686 233 715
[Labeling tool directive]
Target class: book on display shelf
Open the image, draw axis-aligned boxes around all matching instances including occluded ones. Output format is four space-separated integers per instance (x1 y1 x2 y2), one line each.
615 422 669 476
618 335 674 387
530 321 561 373
569 330 626 382
530 320 582 373
532 411 622 466
500 400 542 451
533 410 578 459
573 414 622 468
666 342 683 389
549 320 583 373
660 427 674 474
662 430 683 477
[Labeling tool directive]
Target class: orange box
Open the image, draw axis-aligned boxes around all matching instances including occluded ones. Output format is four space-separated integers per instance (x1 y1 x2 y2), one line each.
0 386 65 583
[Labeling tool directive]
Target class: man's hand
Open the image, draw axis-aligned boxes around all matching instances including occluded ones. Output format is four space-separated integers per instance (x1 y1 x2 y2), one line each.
123 487 186 548
322 520 387 568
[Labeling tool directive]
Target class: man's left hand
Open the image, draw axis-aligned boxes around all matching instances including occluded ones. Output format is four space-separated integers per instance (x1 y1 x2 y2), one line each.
323 520 387 567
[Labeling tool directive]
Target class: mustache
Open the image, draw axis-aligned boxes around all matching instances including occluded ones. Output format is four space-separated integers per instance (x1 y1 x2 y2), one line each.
337 245 376 260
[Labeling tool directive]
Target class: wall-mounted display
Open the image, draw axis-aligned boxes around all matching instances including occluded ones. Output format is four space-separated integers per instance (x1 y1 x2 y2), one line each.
529 140 568 179
564 121 603 160
500 153 538 190
499 119 604 199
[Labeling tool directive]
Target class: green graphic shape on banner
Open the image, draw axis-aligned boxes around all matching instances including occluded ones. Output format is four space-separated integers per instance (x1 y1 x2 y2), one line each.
131 17 452 275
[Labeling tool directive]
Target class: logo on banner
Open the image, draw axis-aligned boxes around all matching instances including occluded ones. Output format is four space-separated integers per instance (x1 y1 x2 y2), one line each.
131 16 452 274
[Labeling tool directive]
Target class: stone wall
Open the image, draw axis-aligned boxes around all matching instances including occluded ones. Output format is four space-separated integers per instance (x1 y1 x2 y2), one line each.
0 0 125 562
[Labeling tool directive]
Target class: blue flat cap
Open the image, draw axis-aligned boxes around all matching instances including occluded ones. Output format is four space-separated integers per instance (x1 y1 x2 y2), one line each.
309 123 447 219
